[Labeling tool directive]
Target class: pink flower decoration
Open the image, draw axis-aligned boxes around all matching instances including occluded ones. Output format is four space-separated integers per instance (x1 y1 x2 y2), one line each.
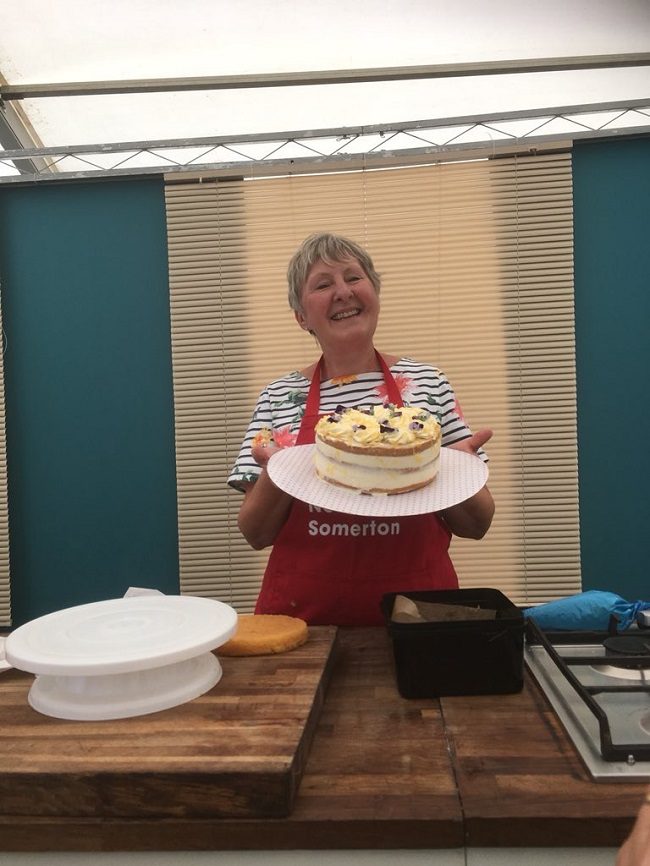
375 373 414 401
273 426 298 448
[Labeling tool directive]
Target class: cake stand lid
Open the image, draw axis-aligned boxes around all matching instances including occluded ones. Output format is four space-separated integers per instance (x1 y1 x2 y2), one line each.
5 595 238 676
267 444 489 517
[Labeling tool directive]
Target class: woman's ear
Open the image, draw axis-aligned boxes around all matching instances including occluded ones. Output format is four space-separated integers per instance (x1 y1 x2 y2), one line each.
294 309 309 331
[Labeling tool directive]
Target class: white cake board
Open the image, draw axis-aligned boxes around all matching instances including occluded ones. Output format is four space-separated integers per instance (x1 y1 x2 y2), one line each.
268 445 489 517
5 595 238 720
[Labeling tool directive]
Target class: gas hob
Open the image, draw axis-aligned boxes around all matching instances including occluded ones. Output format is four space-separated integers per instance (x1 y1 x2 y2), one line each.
524 619 650 781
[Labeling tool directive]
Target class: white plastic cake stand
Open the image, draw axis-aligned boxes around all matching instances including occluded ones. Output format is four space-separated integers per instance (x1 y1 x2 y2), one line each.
0 636 10 672
5 595 238 721
268 445 489 517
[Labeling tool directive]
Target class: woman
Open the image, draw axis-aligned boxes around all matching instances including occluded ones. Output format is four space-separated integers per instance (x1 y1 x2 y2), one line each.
228 233 495 626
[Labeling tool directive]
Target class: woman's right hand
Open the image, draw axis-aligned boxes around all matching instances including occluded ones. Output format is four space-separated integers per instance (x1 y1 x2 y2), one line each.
251 439 283 469
239 428 296 549
251 426 296 468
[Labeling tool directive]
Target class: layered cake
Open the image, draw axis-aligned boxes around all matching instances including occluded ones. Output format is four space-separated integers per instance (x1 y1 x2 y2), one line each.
314 404 441 494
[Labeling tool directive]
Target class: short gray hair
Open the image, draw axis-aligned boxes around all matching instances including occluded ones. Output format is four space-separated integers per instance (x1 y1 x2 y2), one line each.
287 233 381 313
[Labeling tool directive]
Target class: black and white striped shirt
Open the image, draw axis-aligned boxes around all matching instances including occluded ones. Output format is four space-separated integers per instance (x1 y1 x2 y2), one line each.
228 357 486 491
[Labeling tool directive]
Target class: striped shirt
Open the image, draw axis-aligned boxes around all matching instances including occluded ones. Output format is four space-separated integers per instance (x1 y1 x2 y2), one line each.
228 357 487 491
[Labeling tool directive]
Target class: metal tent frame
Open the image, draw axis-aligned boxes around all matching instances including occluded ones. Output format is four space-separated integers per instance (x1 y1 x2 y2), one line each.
2 53 649 182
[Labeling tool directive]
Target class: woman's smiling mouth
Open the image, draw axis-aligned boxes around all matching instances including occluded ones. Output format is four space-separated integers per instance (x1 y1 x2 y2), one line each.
331 308 361 321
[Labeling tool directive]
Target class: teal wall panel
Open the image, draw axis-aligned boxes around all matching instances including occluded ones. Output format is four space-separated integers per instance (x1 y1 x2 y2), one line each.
573 139 650 601
0 178 179 625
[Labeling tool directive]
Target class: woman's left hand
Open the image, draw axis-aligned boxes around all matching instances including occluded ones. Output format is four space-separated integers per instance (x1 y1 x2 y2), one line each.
447 427 493 455
440 427 494 539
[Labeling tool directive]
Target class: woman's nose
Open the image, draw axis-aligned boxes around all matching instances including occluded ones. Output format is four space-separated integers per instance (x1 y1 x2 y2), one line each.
333 277 353 298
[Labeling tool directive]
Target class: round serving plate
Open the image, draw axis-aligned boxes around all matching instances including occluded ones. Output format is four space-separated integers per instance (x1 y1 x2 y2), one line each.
5 595 238 720
268 444 489 517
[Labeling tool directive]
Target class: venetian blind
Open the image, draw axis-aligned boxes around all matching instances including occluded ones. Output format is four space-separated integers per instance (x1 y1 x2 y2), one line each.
164 150 579 609
0 284 10 625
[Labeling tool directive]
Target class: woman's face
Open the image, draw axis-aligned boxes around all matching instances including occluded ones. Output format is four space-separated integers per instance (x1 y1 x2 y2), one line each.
295 256 379 352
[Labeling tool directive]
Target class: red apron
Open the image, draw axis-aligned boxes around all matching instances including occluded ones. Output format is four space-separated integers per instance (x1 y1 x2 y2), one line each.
255 352 458 626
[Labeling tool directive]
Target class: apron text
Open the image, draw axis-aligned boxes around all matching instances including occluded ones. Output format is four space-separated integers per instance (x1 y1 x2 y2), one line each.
308 518 400 537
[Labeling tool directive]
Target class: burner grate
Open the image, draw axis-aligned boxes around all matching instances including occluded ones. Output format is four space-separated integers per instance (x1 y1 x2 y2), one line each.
526 619 650 763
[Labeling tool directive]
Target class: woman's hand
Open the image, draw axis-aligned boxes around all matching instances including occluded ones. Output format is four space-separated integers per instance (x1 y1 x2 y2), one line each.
251 439 283 469
447 427 493 456
239 427 299 549
440 428 495 539
239 427 295 549
251 426 297 469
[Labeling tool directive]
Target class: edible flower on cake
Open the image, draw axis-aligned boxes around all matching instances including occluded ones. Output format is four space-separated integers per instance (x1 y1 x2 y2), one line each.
315 404 439 448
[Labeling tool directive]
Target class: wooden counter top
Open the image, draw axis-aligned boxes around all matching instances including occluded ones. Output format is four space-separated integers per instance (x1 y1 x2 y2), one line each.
442 677 644 848
0 627 645 851
0 626 338 821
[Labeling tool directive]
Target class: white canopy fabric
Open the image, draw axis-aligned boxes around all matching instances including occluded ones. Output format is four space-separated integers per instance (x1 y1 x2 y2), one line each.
1 0 649 178
3 0 650 141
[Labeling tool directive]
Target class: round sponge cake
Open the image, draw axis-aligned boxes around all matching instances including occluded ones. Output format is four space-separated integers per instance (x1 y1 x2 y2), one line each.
218 614 308 656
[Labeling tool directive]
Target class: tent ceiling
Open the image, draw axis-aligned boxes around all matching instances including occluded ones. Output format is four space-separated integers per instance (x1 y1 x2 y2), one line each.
1 0 649 180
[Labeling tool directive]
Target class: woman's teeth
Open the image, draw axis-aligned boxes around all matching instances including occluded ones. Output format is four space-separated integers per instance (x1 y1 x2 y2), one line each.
331 309 360 320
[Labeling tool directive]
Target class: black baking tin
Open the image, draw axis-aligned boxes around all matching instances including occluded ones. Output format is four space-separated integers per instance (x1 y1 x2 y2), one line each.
381 588 524 698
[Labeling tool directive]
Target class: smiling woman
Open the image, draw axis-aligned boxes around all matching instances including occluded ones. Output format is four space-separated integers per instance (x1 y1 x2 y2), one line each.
291 238 381 379
227 232 495 627
296 256 379 363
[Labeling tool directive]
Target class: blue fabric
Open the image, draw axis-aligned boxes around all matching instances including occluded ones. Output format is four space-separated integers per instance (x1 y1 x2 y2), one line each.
523 591 650 631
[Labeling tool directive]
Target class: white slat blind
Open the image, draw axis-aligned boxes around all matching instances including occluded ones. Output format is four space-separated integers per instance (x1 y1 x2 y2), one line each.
164 151 579 609
0 284 11 625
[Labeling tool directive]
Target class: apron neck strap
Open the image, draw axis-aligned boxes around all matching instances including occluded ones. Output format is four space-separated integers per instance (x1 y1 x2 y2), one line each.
305 350 402 417
375 352 403 405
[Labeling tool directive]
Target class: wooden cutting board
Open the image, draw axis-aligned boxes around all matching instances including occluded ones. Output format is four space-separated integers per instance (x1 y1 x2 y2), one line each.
0 625 337 819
